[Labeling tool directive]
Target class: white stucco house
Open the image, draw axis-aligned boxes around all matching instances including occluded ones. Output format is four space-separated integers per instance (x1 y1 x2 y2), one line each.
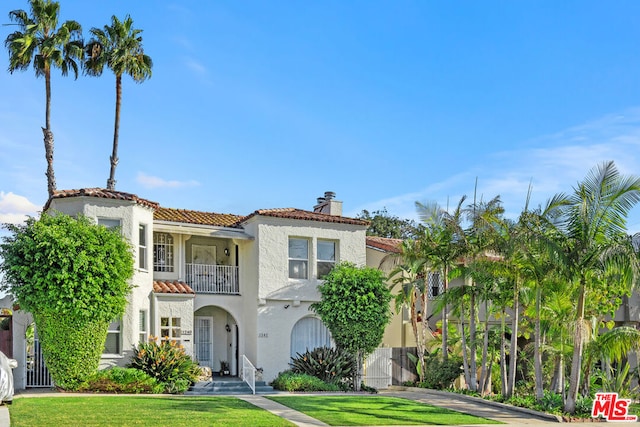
10 188 370 389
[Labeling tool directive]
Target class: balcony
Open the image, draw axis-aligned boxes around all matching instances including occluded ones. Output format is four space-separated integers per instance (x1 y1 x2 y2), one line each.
186 263 239 294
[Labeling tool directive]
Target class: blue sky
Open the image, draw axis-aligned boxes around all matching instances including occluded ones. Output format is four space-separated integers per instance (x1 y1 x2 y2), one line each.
2 1 640 231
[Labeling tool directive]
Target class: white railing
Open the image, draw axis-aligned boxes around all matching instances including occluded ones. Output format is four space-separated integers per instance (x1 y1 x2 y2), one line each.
240 354 256 394
186 263 239 294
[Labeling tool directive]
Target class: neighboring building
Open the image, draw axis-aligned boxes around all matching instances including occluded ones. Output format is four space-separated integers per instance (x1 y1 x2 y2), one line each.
12 189 369 388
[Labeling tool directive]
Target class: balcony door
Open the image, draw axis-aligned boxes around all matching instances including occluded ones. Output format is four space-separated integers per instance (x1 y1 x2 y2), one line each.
195 316 214 368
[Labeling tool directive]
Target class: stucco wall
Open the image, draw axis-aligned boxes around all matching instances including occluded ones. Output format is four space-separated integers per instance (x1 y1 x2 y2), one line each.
152 294 195 357
48 197 155 368
244 215 367 382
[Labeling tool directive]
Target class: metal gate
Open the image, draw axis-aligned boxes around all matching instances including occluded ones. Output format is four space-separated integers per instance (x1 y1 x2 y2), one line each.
26 338 53 388
363 347 392 389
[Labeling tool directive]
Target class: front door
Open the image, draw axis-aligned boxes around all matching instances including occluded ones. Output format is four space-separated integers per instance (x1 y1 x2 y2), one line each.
195 317 213 368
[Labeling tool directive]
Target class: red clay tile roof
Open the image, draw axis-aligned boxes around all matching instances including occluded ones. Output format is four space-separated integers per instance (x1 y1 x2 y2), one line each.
153 280 195 295
154 207 243 227
243 208 370 226
44 188 159 210
366 236 403 253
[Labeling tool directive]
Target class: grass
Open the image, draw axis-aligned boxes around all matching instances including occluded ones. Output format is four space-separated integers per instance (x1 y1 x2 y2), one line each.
268 395 502 426
8 396 295 427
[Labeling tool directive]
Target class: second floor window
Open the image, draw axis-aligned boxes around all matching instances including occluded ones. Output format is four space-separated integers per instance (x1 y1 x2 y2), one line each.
289 238 309 279
317 240 336 279
153 233 174 272
139 224 148 270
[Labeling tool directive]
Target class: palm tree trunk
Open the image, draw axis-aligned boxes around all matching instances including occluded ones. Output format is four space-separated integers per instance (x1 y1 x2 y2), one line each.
534 284 543 400
469 288 478 392
107 75 122 190
500 308 507 396
459 298 471 388
506 278 519 398
479 299 490 395
565 281 586 413
44 71 56 197
442 266 449 361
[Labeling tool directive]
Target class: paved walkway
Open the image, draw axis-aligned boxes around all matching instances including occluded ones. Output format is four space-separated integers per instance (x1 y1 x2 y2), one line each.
0 387 562 427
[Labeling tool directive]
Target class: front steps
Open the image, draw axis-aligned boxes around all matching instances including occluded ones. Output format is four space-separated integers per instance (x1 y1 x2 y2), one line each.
186 377 275 395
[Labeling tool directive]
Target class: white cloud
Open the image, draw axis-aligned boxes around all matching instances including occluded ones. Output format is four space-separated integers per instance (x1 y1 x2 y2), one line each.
185 58 207 76
0 192 39 225
136 172 200 189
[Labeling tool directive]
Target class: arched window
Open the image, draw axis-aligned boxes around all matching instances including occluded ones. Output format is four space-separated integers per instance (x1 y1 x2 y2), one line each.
290 317 333 359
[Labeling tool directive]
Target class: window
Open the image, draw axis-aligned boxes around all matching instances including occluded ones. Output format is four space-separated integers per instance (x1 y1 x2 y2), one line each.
290 317 333 359
288 238 308 279
97 218 121 229
161 317 181 342
139 310 148 343
153 233 174 272
104 319 121 354
138 224 147 270
428 272 443 300
317 240 336 279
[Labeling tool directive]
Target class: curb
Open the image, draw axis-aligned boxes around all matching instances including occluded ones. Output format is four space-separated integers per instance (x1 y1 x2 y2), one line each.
388 386 563 423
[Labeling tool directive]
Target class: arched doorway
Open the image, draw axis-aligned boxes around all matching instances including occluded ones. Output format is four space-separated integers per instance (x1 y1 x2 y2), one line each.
194 306 238 376
290 316 333 359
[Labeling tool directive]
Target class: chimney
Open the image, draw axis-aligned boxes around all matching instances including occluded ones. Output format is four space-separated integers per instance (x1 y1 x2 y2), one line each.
313 191 342 216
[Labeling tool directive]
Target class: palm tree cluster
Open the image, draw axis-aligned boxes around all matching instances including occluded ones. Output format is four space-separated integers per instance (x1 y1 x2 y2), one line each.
5 0 153 195
389 161 640 414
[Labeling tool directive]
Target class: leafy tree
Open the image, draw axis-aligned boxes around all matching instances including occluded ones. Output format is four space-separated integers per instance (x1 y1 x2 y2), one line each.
0 213 134 389
5 0 83 197
311 262 392 390
85 14 153 190
358 208 425 240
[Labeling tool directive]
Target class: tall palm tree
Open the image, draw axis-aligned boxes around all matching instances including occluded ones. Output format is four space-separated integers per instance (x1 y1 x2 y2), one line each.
85 15 152 190
5 0 83 197
388 240 430 381
416 198 466 360
551 161 640 413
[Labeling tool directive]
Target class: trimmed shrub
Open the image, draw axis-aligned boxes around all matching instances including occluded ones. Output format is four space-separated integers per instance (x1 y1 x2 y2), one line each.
78 367 163 393
271 371 341 392
290 346 355 385
129 337 201 394
36 314 109 390
0 213 134 389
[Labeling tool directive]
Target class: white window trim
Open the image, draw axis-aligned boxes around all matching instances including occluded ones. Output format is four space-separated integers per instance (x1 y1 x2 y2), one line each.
139 310 148 344
153 232 174 272
103 318 122 356
139 224 148 271
317 239 337 279
160 316 182 343
288 237 309 280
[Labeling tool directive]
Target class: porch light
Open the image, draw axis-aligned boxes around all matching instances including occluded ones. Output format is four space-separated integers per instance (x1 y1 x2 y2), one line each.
224 248 230 256
225 324 231 333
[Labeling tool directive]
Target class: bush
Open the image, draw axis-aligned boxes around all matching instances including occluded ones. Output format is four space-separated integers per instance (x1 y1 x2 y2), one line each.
36 315 109 390
419 356 463 390
290 346 355 385
0 213 134 389
129 337 201 394
271 371 341 392
78 367 163 393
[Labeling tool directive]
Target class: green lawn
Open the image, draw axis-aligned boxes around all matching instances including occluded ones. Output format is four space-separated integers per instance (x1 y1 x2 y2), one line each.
9 396 295 427
268 395 502 426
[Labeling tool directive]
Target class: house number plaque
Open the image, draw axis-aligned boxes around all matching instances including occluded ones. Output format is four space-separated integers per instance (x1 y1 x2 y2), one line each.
258 333 268 338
